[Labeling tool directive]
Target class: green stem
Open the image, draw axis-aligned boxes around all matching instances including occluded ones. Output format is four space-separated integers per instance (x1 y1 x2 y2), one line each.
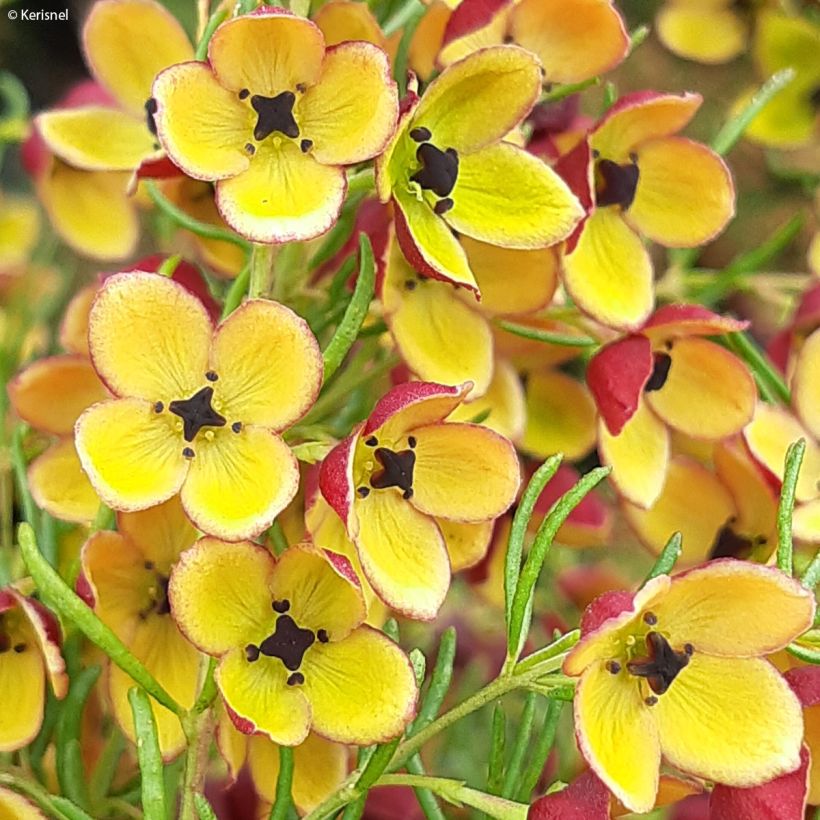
128 688 166 820
179 709 215 820
515 699 562 802
249 243 277 299
496 321 597 348
777 439 806 575
541 77 599 104
346 167 376 198
0 769 94 820
10 426 37 529
193 657 219 713
500 692 536 799
269 747 295 820
221 264 251 320
195 9 228 60
725 332 791 405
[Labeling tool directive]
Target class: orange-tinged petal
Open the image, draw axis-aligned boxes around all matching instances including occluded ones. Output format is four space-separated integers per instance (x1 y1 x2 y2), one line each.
117 496 197 568
59 283 98 357
446 142 582 249
0 639 45 751
36 107 156 172
644 338 754 439
461 236 557 316
794 500 820 543
84 0 194 116
248 732 347 810
75 398 188 511
217 647 311 745
575 661 660 814
152 62 253 181
351 488 449 620
297 41 397 165
169 538 276 655
209 299 323 430
410 422 520 521
562 208 654 331
270 546 365 641
522 370 596 460
599 401 669 508
38 163 138 261
744 404 820 503
217 140 346 243
88 272 212 400
591 92 702 161
656 5 746 64
623 457 736 563
412 45 541 154
652 560 815 656
302 625 416 744
437 1 509 69
181 427 299 541
29 440 100 524
793 327 820 440
657 654 803 787
208 11 325 97
314 1 387 50
510 0 628 84
383 239 493 397
438 518 493 571
627 137 734 248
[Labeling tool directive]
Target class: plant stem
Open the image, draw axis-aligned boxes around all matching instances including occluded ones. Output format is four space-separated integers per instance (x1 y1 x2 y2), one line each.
249 243 278 299
178 709 214 820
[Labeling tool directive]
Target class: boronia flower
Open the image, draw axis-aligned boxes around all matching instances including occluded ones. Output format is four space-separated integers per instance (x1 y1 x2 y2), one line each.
320 381 520 619
375 45 583 292
170 540 417 745
75 272 322 540
564 560 815 814
152 6 398 243
0 589 67 751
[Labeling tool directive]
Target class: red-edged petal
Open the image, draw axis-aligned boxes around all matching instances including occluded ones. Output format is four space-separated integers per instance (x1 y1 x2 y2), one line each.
363 381 467 435
641 304 749 342
319 432 358 525
529 769 611 819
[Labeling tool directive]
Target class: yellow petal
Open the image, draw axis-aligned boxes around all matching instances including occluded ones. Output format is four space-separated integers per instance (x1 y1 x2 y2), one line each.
217 141 346 243
170 537 277 657
657 655 803 787
217 647 311 745
38 163 138 261
447 143 582 249
460 236 557 316
270 546 365 641
88 272 212 400
412 45 541 154
623 457 736 564
656 6 746 64
0 638 45 751
351 488 449 620
0 787 47 818
793 328 820 440
744 404 820 503
627 137 734 248
314 1 387 50
36 107 156 172
9 355 109 435
0 195 38 273
510 0 628 83
409 1 451 80
29 440 100 524
438 518 493 571
302 625 416 744
383 239 493 396
248 732 347 811
75 398 188 511
794 500 820 543
575 661 660 814
59 284 98 357
652 560 815 656
562 208 654 330
84 0 194 116
393 187 476 290
208 11 324 97
599 401 669 508
297 41 397 165
210 299 323 430
754 10 820 76
436 1 509 69
738 80 818 149
152 61 253 181
117 495 198 568
522 370 596 461
644 338 754 439
181 427 299 541
411 422 520 521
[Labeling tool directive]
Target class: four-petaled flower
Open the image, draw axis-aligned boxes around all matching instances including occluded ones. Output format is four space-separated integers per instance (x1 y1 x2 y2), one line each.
564 560 814 813
170 540 417 745
75 272 322 540
152 6 398 242
320 381 520 619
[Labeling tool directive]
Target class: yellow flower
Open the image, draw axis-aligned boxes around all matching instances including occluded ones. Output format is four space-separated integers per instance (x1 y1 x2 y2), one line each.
656 0 749 64
375 46 582 292
79 497 203 759
170 541 418 746
564 560 814 813
320 381 519 619
152 8 398 242
75 272 323 540
0 589 67 751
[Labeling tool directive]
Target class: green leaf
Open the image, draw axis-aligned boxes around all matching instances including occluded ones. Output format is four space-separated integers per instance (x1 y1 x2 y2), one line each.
777 439 806 575
355 738 402 792
392 0 426 96
128 687 167 820
194 794 219 820
269 746 295 820
497 321 597 348
221 264 251 320
501 692 537 799
487 702 506 796
644 532 683 582
725 331 791 406
322 234 377 382
409 627 456 735
406 755 447 820
515 700 562 802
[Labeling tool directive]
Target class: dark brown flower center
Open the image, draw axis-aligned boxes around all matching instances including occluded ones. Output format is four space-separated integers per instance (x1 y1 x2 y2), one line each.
644 352 673 392
627 631 692 695
595 156 640 209
370 447 416 499
251 91 299 141
168 386 227 442
409 128 459 215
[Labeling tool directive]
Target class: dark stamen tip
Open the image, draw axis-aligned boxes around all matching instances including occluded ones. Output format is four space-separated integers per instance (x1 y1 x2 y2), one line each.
272 599 290 613
317 629 329 643
605 660 621 674
154 401 164 413
300 138 313 153
643 611 657 625
245 644 260 662
645 695 658 706
231 421 242 433
629 151 638 164
296 83 307 93
245 142 256 155
409 126 432 143
239 88 250 100
404 279 417 291
434 197 454 215
144 560 155 570
357 486 370 498
684 643 694 656
365 436 378 446
287 672 305 686
13 643 26 653
402 488 414 500
408 436 417 448
205 370 218 382
182 447 195 459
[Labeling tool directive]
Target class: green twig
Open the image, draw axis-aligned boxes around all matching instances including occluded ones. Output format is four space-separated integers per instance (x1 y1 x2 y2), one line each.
128 687 167 820
221 264 251 320
249 243 277 299
496 321 597 348
406 755 447 820
487 703 506 795
777 439 806 575
195 9 228 60
500 693 536 799
270 746 295 820
541 77 599 104
515 700 562 802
